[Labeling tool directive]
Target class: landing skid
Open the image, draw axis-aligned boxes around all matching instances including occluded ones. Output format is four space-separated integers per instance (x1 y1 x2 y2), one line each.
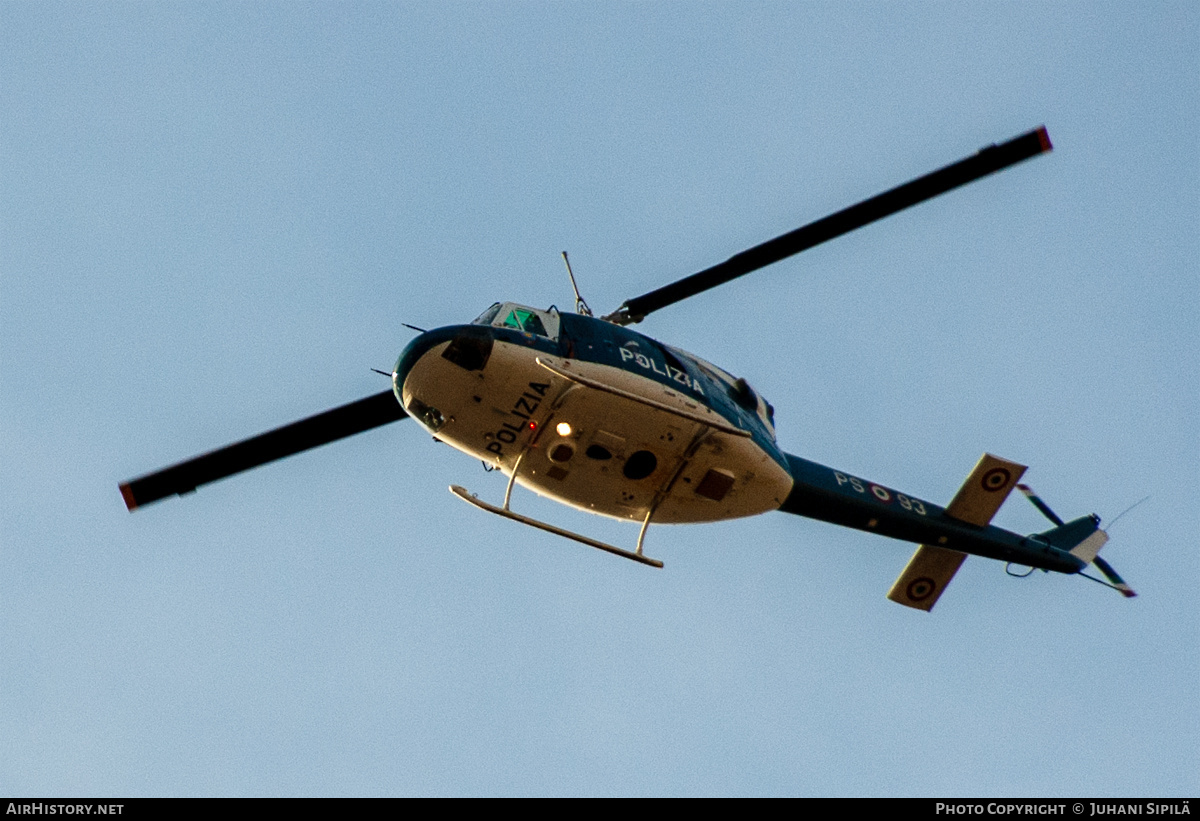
449 485 664 568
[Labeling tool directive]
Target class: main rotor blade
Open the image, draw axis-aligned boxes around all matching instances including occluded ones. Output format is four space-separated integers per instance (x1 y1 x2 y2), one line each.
120 390 407 510
604 126 1053 325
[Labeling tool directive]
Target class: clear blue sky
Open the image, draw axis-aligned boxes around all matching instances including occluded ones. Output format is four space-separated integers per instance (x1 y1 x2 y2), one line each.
2 1 1196 797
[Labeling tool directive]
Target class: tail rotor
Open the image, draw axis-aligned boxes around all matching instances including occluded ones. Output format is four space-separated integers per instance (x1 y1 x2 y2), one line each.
1017 483 1137 599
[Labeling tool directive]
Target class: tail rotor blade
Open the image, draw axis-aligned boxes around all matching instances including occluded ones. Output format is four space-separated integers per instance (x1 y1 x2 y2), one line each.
120 390 407 510
1017 482 1065 526
1093 556 1138 598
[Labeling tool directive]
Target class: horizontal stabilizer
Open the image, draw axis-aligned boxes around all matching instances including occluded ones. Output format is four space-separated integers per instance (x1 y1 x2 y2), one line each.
887 453 1025 611
944 453 1027 527
887 545 968 611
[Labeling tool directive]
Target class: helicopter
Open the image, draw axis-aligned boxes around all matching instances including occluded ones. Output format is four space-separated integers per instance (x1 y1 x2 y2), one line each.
119 125 1135 612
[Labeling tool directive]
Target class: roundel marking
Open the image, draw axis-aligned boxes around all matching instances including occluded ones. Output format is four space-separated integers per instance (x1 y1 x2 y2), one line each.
870 484 892 502
907 577 937 602
981 467 1011 492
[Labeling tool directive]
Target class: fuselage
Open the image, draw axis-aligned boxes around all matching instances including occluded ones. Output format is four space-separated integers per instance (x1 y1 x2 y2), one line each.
394 302 794 524
393 302 1089 577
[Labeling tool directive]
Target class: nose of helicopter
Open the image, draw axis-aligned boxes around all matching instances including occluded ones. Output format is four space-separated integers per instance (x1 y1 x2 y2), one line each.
392 325 495 406
392 330 440 403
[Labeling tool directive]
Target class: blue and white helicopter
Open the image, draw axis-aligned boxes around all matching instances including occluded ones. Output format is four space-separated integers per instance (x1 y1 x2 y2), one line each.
120 126 1135 612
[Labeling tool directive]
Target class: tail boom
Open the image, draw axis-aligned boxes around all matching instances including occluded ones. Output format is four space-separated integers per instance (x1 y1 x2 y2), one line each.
777 453 1085 575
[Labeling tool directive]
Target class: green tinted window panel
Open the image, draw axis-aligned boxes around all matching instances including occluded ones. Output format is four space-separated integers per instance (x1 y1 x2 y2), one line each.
523 313 548 337
501 308 548 337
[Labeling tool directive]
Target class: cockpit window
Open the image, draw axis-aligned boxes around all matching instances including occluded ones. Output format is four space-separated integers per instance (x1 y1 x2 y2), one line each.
668 345 736 387
472 303 503 326
500 307 548 337
668 344 776 439
486 302 559 339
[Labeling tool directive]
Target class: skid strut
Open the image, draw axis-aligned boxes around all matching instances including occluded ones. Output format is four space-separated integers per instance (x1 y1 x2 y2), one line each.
449 484 663 568
453 382 663 567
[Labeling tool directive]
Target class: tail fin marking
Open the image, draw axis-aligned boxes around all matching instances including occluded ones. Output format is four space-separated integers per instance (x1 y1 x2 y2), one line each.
887 546 968 612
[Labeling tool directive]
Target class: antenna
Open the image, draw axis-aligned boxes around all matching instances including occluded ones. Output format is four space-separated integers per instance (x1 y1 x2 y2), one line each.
561 251 593 317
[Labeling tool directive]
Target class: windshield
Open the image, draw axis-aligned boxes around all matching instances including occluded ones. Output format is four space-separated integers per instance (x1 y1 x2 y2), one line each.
472 303 502 325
